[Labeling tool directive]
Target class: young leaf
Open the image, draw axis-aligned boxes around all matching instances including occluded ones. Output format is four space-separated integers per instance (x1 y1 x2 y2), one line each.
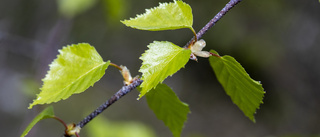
209 50 265 122
139 41 191 98
121 0 193 31
146 83 190 137
29 43 110 109
21 106 55 137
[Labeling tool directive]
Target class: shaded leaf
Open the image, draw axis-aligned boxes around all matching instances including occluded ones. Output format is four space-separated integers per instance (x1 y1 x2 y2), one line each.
121 0 193 31
146 83 190 137
139 41 191 98
209 50 265 122
29 43 110 109
21 106 55 137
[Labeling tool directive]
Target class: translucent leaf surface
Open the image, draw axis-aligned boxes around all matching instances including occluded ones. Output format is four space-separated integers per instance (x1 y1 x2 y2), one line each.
146 83 190 137
29 43 110 109
87 116 156 137
121 0 193 31
209 50 265 122
139 41 191 98
21 106 55 137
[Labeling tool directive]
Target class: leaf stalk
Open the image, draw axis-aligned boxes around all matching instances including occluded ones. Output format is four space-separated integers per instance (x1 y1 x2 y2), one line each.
110 62 122 71
53 116 68 129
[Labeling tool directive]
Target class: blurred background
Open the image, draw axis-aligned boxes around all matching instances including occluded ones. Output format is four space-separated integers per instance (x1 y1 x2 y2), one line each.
0 0 320 136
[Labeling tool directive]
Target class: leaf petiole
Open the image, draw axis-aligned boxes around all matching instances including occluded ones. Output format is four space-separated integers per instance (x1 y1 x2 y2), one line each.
210 52 221 58
109 62 122 71
52 116 68 129
191 27 197 42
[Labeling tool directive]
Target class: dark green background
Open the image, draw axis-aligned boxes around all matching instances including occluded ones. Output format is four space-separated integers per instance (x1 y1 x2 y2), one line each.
0 0 319 136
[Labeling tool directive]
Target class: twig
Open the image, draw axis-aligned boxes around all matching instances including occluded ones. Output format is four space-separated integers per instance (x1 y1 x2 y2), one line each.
63 78 143 136
76 78 143 128
184 0 242 48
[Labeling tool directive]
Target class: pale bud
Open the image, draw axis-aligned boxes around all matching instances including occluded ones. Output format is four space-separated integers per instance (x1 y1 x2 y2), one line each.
190 39 206 53
120 65 133 86
193 51 211 58
190 39 211 59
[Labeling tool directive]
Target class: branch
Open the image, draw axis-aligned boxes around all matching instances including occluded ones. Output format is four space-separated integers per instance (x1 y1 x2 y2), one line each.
63 78 143 136
77 78 143 128
184 0 242 48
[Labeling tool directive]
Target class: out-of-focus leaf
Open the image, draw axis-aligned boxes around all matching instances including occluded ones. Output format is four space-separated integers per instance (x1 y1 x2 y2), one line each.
139 41 191 98
87 116 156 137
21 106 55 137
209 50 265 122
29 43 110 109
57 0 98 18
21 79 40 97
103 0 127 25
146 83 190 137
121 0 193 31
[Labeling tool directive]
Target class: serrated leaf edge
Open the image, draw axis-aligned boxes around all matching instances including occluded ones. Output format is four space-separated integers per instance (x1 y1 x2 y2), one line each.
209 52 265 122
220 56 265 104
139 41 190 98
121 0 193 30
29 61 109 109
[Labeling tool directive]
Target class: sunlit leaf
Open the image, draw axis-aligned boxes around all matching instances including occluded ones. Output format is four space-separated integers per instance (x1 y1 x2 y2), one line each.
139 41 191 98
57 0 98 18
87 116 156 137
29 43 110 109
121 0 193 31
21 106 55 137
209 50 265 122
146 83 190 137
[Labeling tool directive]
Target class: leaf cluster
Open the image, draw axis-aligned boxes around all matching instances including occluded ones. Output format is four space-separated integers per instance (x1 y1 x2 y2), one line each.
23 1 265 137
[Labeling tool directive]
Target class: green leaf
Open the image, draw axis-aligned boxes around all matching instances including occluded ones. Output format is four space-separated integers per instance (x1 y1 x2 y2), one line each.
139 41 191 98
87 116 156 137
29 43 110 109
121 0 193 31
146 83 190 137
209 50 265 122
57 0 98 18
21 106 55 137
103 0 127 25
